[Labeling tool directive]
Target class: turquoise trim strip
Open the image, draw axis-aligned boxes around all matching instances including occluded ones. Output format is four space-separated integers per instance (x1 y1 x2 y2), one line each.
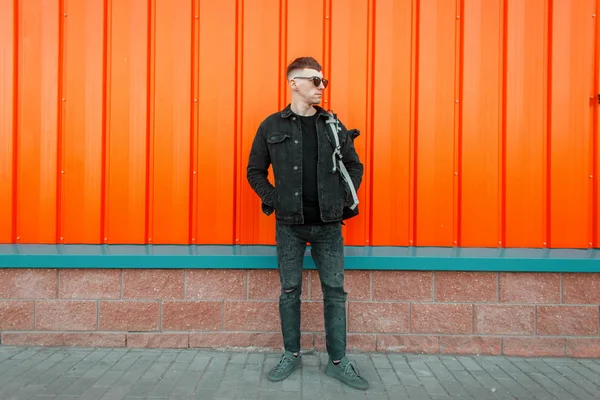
0 245 598 272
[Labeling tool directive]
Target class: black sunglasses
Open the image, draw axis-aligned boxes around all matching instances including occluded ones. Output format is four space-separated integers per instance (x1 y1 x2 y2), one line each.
293 76 329 88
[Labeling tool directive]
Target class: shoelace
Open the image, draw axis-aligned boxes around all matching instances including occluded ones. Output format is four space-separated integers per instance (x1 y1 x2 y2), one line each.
273 356 293 373
342 361 361 380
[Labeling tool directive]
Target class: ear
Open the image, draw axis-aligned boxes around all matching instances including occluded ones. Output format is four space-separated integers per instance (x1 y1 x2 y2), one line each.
289 79 298 91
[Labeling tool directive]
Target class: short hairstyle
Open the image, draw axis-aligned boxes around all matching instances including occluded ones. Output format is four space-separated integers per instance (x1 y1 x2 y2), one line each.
286 57 322 79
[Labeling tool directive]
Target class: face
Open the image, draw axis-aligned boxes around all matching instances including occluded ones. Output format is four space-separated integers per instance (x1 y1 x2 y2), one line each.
289 68 328 105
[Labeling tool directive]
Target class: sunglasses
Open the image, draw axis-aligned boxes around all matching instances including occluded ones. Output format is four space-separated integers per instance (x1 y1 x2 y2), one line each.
293 76 329 88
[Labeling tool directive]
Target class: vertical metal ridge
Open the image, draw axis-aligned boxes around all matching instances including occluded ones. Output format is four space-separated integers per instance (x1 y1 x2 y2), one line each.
453 0 465 247
593 0 600 248
11 0 19 243
145 0 156 244
500 0 508 247
409 0 419 246
101 0 111 243
56 0 67 244
278 0 287 110
189 0 199 245
366 0 376 246
233 0 243 244
322 0 328 106
323 0 332 109
544 0 552 248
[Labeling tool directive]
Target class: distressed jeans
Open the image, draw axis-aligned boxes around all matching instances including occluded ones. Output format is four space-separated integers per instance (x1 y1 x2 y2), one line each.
275 220 347 360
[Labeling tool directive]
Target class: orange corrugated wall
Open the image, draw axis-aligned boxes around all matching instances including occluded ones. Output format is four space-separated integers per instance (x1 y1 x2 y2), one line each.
0 0 598 248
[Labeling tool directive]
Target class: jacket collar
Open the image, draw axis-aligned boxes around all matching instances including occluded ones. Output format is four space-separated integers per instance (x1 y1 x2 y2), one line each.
280 104 331 119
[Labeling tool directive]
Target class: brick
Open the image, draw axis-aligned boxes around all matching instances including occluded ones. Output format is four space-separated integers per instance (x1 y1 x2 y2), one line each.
247 270 279 300
186 270 246 300
373 271 433 301
98 301 159 331
189 333 252 348
301 333 313 349
126 333 189 348
223 301 279 331
162 301 222 330
563 273 600 304
411 304 473 334
248 270 308 300
0 300 34 330
301 302 324 331
377 335 440 353
346 271 371 300
59 269 121 299
436 272 496 302
123 270 184 299
312 333 376 352
310 270 370 301
348 302 409 333
348 334 376 352
503 337 565 357
439 336 501 355
252 332 312 350
250 333 282 349
474 305 535 335
499 272 560 303
0 332 125 347
0 269 58 299
36 300 97 331
566 338 600 358
537 306 599 336
253 332 312 350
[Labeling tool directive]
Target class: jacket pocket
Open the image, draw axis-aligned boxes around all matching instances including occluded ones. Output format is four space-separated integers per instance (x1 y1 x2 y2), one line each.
266 132 291 144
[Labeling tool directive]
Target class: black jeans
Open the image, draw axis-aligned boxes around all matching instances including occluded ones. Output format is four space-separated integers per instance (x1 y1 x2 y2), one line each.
275 220 347 360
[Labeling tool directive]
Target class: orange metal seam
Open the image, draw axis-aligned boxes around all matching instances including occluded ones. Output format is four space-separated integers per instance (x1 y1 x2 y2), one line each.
189 0 199 244
11 0 18 243
498 0 508 248
543 0 552 248
366 0 376 246
278 0 287 111
233 0 243 244
101 0 111 244
145 0 156 244
595 0 600 248
453 0 464 247
409 0 419 246
324 0 332 109
56 0 67 244
321 0 328 108
588 1 600 248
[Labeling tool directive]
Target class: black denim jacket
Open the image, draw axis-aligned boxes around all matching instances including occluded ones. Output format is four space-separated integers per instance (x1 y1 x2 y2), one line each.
246 104 364 224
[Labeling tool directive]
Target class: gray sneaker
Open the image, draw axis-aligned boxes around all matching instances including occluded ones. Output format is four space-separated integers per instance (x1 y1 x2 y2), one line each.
325 356 369 390
266 351 301 382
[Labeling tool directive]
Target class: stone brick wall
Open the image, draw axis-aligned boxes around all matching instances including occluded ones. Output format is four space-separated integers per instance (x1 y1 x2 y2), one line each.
0 269 599 357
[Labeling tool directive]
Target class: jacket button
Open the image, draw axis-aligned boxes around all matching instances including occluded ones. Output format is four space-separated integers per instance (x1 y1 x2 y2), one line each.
295 192 299 196
293 166 298 170
294 140 298 144
292 117 296 120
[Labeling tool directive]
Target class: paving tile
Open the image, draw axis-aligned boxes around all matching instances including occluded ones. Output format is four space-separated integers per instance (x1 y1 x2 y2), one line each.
0 348 597 400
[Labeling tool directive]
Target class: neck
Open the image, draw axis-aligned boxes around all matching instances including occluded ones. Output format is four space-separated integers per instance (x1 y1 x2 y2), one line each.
290 100 316 116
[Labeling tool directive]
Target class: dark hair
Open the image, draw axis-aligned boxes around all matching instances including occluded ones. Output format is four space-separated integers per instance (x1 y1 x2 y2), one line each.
286 57 322 79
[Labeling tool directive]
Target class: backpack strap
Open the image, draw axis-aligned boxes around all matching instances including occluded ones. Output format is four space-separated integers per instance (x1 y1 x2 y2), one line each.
325 112 359 210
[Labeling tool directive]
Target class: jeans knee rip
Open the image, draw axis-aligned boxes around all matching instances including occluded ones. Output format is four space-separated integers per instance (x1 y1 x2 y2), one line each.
281 285 301 298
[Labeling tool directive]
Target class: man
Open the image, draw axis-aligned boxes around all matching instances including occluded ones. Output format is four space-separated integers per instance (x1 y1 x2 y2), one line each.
246 56 367 391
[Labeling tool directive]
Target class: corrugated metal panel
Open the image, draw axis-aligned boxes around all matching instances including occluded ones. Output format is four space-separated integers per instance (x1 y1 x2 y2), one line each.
0 0 598 248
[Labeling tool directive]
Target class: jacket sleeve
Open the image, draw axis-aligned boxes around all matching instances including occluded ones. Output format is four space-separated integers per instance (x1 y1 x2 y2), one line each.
246 123 276 207
340 123 364 192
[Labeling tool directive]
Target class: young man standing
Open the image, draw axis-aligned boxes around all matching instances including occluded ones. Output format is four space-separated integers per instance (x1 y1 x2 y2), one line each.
246 57 367 390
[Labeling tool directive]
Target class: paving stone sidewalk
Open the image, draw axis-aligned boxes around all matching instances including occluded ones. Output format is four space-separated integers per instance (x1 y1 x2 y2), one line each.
0 346 599 400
